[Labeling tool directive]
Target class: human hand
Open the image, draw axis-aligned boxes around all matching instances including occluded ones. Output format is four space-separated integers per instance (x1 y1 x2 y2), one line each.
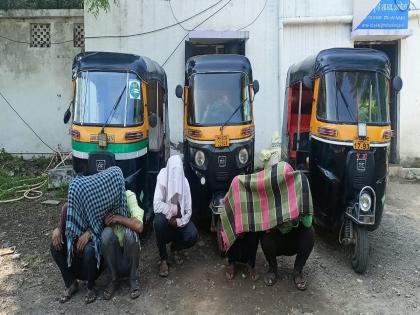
169 216 178 228
52 228 64 250
177 202 182 218
105 213 121 226
76 231 91 253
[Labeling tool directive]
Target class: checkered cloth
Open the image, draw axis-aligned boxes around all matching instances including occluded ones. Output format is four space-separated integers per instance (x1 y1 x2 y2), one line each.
65 166 129 268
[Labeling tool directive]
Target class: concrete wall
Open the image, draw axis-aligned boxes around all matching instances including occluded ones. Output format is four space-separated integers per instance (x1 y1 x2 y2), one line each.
0 9 83 154
85 0 280 164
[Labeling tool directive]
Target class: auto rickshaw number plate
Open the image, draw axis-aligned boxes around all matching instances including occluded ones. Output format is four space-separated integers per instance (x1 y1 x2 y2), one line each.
353 139 370 151
215 135 230 148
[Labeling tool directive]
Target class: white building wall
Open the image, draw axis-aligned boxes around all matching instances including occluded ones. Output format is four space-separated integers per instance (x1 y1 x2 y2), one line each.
0 9 83 154
400 12 420 165
85 0 280 163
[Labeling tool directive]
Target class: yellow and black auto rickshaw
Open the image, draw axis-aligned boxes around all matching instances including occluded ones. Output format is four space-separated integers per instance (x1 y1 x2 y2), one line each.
175 54 259 247
282 48 402 273
63 52 170 221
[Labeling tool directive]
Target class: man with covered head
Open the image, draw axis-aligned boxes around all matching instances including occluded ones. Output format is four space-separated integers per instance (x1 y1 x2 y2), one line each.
153 155 198 277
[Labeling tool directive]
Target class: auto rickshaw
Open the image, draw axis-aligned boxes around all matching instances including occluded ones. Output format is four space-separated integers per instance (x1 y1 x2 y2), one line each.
282 48 402 273
63 52 170 222
175 54 259 250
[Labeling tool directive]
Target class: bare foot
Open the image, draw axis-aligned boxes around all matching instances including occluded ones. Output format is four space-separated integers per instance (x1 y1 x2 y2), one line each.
59 280 79 303
264 272 277 286
225 263 235 280
293 270 307 291
85 289 97 304
103 280 118 300
248 265 259 281
159 260 169 277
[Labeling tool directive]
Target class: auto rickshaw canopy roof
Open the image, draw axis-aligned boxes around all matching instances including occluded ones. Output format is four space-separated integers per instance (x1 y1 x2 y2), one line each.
186 54 253 80
72 52 167 88
287 48 391 86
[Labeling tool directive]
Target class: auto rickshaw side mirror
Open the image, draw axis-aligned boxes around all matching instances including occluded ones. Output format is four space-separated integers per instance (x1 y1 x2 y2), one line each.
63 105 72 124
253 80 260 94
303 75 313 89
175 85 183 99
149 112 158 128
392 76 403 92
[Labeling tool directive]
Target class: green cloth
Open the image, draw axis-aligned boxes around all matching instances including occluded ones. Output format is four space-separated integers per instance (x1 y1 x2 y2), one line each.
278 214 312 234
220 162 313 251
113 190 144 246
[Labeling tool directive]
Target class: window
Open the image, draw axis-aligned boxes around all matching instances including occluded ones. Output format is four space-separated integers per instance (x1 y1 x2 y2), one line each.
73 23 84 48
73 71 144 126
188 72 251 126
30 24 50 48
317 71 390 124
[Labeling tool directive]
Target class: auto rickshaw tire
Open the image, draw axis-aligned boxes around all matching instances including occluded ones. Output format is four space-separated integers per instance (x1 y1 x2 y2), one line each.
351 225 369 274
216 217 227 258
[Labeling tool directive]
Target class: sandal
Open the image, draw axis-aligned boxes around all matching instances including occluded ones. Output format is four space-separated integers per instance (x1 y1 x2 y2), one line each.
59 280 79 303
225 263 235 281
130 279 140 299
293 271 307 291
103 281 118 300
159 261 169 277
264 272 277 286
85 289 97 304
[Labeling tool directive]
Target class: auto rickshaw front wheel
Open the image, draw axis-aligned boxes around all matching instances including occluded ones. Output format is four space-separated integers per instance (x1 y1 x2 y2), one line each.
351 225 369 274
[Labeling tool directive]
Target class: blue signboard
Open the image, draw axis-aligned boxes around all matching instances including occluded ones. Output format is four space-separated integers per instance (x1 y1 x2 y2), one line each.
356 0 409 30
352 0 411 40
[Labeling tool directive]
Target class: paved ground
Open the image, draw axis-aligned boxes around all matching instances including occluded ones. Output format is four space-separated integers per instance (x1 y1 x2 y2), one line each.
1 179 419 315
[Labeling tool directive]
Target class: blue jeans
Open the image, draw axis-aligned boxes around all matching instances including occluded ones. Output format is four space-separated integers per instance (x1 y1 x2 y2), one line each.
153 213 198 261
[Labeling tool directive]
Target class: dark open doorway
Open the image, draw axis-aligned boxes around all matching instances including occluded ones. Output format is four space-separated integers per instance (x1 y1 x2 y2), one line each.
354 41 400 164
184 31 248 64
185 40 245 63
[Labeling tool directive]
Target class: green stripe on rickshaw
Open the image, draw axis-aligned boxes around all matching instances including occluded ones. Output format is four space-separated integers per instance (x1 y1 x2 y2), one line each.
72 140 148 154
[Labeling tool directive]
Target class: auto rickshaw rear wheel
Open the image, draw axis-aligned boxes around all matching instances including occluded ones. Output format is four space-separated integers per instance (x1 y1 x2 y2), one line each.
351 225 369 274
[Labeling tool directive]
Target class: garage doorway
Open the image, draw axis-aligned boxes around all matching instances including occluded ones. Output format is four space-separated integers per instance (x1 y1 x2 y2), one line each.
354 41 400 164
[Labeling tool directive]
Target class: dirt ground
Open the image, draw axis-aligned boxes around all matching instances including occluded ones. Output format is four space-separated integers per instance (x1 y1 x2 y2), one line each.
1 179 420 315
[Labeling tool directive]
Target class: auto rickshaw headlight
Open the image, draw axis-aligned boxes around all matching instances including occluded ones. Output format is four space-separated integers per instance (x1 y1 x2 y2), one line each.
359 193 372 212
238 148 249 165
195 150 205 167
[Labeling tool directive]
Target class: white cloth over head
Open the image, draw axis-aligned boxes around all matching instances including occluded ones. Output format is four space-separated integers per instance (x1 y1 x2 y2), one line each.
153 155 192 227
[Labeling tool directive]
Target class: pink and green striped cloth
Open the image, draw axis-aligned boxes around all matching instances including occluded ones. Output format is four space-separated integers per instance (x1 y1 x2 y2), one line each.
220 162 313 251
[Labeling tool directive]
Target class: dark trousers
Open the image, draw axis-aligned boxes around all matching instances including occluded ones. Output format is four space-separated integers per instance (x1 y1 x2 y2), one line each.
153 213 198 261
101 227 140 284
50 240 103 290
261 225 315 274
227 233 260 268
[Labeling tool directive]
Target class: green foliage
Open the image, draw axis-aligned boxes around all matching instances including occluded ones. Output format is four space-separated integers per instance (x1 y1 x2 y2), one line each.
0 149 50 200
0 0 117 14
0 0 83 10
85 0 117 16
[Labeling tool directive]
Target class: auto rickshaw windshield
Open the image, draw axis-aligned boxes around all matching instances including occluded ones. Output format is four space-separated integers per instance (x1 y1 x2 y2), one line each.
188 72 252 126
73 71 144 126
317 71 390 124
